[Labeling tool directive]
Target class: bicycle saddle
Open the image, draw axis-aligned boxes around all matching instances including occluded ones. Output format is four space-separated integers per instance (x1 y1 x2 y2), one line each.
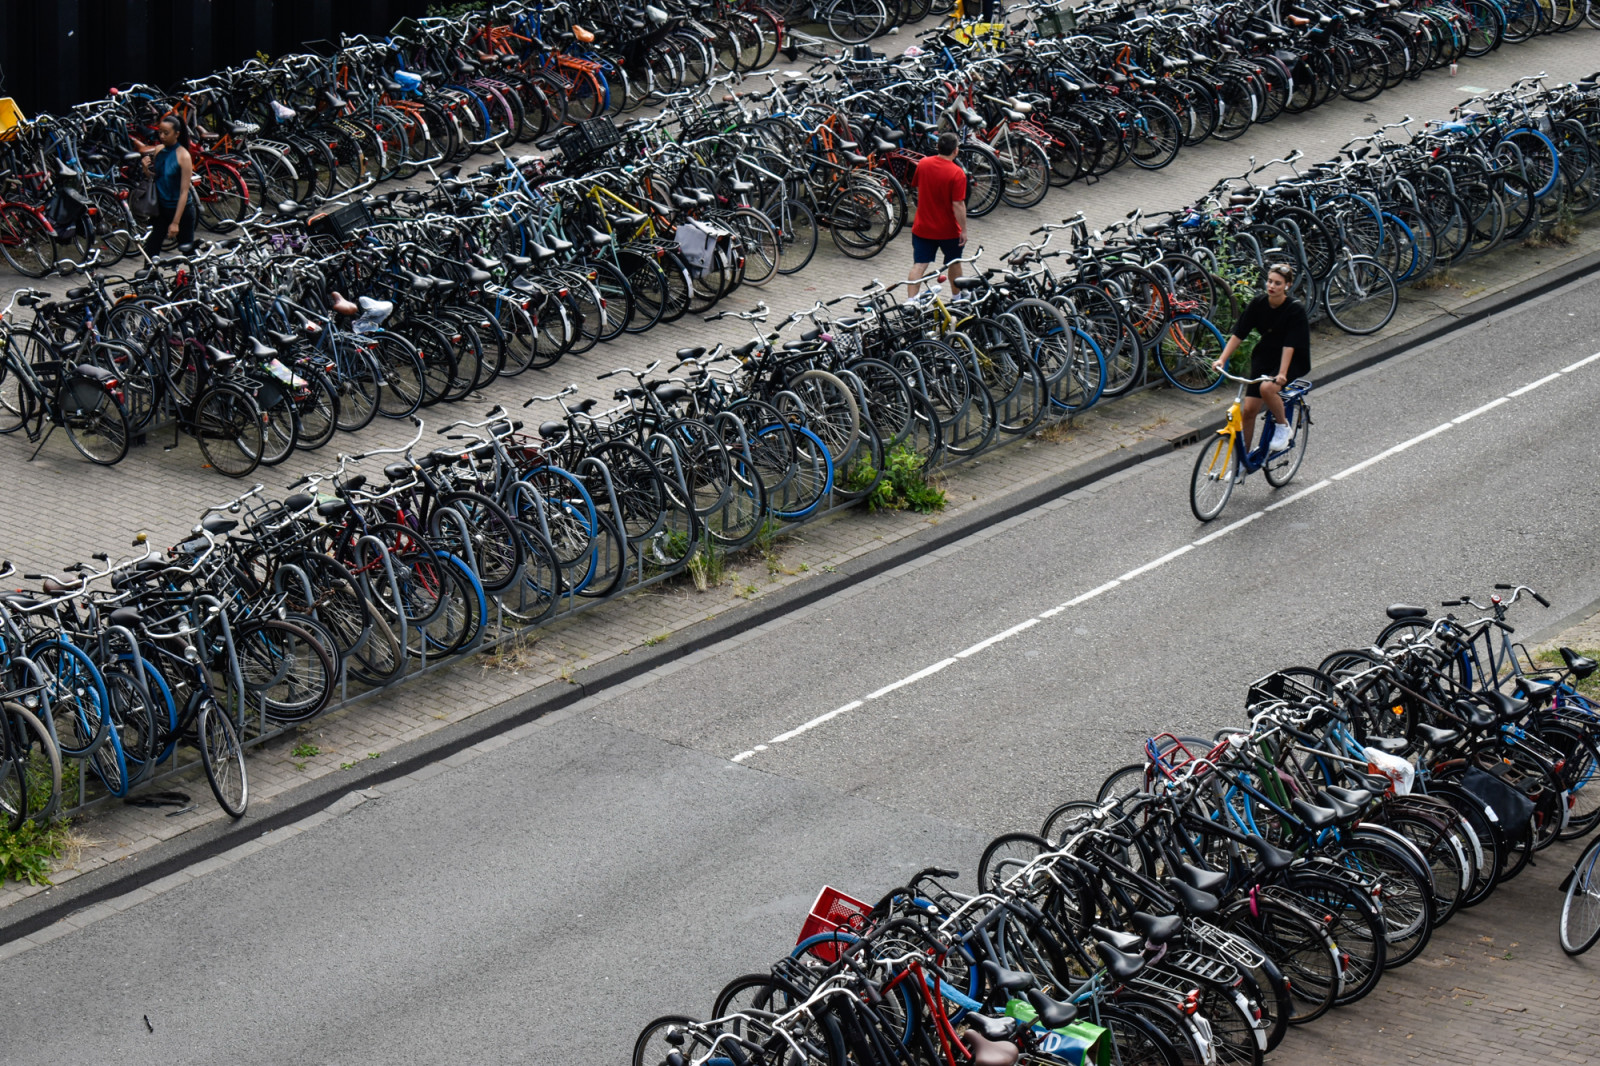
202 515 238 535
1386 603 1428 620
1480 689 1528 723
730 340 760 359
108 606 145 630
316 499 348 519
72 363 117 385
670 192 699 211
1095 940 1146 981
1290 797 1340 831
1165 877 1220 915
572 397 597 414
470 253 502 272
960 1029 1018 1066
357 296 393 316
1025 987 1078 1029
547 235 575 253
1366 735 1406 753
963 1011 1018 1042
283 493 314 512
1246 833 1296 871
1414 722 1459 748
537 420 567 440
1323 785 1374 809
1314 789 1364 821
952 276 984 291
205 344 236 364
250 337 277 359
41 577 83 595
503 253 534 271
1454 698 1498 731
980 959 1034 992
653 383 690 404
573 24 597 43
402 270 433 292
467 267 493 285
1090 924 1144 954
1562 648 1598 679
266 330 299 348
1177 862 1227 895
909 118 937 134
676 346 706 360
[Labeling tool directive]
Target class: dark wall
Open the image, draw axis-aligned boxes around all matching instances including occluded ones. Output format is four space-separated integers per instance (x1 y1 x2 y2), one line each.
0 1 449 116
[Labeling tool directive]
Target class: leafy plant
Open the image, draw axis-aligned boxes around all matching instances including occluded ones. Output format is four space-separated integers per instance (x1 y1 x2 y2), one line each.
0 755 79 886
865 445 945 514
290 742 320 759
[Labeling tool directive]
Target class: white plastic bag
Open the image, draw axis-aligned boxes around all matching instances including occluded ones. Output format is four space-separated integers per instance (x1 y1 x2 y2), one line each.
1362 746 1415 796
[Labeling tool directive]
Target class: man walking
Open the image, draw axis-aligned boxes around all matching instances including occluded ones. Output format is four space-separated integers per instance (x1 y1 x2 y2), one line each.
908 132 968 293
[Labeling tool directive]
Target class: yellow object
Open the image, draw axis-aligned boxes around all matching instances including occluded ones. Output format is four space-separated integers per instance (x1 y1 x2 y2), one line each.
0 98 27 141
951 21 1006 43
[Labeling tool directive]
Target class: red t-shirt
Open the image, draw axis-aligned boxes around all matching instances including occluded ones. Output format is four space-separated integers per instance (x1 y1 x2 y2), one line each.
911 154 967 240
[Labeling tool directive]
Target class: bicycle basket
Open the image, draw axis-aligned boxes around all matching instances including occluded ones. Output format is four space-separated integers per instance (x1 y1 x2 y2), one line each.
556 117 621 167
307 199 374 242
1246 670 1328 709
1038 9 1077 36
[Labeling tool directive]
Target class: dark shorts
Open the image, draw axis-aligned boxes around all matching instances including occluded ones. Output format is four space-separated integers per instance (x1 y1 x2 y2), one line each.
911 233 963 265
1245 350 1311 397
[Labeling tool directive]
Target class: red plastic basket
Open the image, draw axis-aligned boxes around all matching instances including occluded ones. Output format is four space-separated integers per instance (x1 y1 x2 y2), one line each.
796 886 871 962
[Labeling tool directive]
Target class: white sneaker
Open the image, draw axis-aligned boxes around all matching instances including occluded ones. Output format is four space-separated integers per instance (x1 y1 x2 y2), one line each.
1269 423 1293 452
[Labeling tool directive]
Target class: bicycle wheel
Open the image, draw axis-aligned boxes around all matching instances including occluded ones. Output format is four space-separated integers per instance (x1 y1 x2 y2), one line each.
2 702 61 826
61 383 131 466
1153 315 1225 393
827 186 892 260
232 618 336 723
773 197 819 275
1322 256 1397 335
958 142 1004 218
824 0 886 43
194 384 264 478
1262 400 1308 488
997 135 1051 208
1191 432 1240 522
0 205 57 278
1128 102 1183 170
728 207 780 287
197 698 248 818
1560 836 1600 955
194 159 250 231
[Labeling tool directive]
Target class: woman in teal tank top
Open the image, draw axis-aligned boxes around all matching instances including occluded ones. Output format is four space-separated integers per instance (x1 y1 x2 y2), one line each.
131 115 196 257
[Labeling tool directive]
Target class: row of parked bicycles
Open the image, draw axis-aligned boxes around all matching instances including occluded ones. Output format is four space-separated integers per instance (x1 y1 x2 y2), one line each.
0 0 1584 281
5 60 1597 475
631 584 1600 1066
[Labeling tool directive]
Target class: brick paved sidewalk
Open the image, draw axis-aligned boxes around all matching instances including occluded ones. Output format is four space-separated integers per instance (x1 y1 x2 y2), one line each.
2 207 1595 912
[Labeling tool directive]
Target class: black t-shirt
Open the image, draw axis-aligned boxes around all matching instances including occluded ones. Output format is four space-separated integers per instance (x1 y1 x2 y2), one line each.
1233 293 1310 379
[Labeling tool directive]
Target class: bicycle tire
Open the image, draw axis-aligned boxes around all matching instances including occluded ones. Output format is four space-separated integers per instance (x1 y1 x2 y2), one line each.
197 698 248 818
1191 431 1240 522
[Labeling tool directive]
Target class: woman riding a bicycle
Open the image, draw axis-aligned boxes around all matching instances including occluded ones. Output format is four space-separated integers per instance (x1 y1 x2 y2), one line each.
1212 262 1309 454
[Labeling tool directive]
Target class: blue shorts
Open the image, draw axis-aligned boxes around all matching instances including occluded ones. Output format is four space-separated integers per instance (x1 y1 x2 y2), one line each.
912 234 963 266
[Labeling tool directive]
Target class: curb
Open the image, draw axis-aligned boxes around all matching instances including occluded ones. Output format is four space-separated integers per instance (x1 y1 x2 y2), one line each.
7 243 1600 941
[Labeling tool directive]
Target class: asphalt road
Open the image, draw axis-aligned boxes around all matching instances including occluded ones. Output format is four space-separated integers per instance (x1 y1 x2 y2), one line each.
6 230 1600 1062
